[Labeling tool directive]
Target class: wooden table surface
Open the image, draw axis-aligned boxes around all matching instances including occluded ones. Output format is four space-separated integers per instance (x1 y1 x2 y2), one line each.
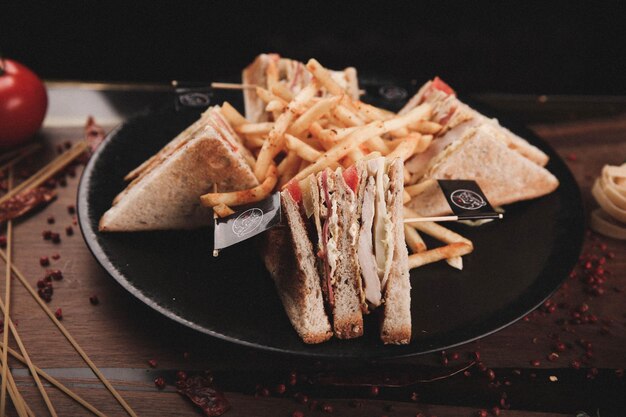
2 96 626 417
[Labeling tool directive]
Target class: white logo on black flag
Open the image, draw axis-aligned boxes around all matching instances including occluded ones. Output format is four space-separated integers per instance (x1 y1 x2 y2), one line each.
214 192 281 251
437 180 500 220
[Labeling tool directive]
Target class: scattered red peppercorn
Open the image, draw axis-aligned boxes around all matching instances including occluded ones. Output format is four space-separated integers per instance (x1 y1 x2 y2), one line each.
47 216 55 224
259 387 270 397
369 386 380 397
54 308 62 320
154 376 166 389
320 403 333 413
486 369 496 381
491 406 501 416
67 205 76 214
51 233 61 244
410 392 419 401
294 393 309 405
66 226 74 236
0 235 6 248
39 256 50 266
547 352 559 362
530 359 541 367
89 295 99 305
292 411 304 417
148 359 158 368
570 360 581 369
288 370 297 386
176 370 187 381
42 230 52 240
554 342 566 352
477 410 488 417
274 384 286 395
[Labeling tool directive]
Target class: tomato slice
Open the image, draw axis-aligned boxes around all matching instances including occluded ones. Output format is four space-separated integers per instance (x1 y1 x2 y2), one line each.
285 179 302 204
342 165 359 193
432 76 455 96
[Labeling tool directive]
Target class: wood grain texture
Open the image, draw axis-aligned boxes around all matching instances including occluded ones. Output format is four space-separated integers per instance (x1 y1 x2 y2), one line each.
0 111 625 417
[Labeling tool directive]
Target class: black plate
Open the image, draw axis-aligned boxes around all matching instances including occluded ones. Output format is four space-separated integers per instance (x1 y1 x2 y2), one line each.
77 84 584 359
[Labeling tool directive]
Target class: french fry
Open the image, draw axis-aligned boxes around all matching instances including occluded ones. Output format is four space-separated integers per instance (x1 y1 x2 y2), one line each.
409 120 442 135
201 164 278 207
446 256 463 270
266 100 285 113
244 136 266 149
390 127 410 138
405 178 437 197
289 96 341 136
415 134 433 154
291 120 385 182
404 207 473 246
220 102 249 127
255 87 288 107
236 122 274 135
271 83 295 102
386 133 421 162
404 166 412 184
333 104 364 127
285 134 323 162
404 225 427 253
306 58 344 95
353 101 395 121
212 203 235 218
408 243 473 269
255 83 318 181
291 104 431 182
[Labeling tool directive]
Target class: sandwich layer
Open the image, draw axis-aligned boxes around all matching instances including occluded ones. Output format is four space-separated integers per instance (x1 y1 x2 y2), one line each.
99 124 258 232
408 126 559 217
262 193 333 344
380 158 412 344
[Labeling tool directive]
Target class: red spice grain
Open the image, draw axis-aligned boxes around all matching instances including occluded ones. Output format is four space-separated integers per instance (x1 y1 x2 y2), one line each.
42 230 52 240
477 410 488 417
176 371 187 381
0 235 6 247
294 393 309 404
292 411 304 417
67 205 76 214
51 233 61 244
274 384 286 395
66 226 74 236
47 216 55 224
491 406 501 416
369 386 380 397
154 376 166 389
54 308 62 320
39 256 49 266
530 359 541 367
148 359 158 368
89 295 99 305
320 403 333 413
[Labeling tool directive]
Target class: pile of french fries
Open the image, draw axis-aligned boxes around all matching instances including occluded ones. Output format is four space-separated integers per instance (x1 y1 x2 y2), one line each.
201 58 474 271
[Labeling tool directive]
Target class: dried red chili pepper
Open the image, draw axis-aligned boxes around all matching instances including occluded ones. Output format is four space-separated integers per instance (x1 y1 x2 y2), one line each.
177 375 230 417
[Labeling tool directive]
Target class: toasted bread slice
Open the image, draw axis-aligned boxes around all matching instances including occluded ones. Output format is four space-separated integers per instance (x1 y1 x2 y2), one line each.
261 192 333 344
99 122 258 232
380 158 411 344
408 126 559 217
329 168 364 339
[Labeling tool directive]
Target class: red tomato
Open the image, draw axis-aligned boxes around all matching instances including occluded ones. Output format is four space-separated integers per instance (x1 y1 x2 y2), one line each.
0 59 48 147
432 76 455 96
342 165 359 193
285 179 302 204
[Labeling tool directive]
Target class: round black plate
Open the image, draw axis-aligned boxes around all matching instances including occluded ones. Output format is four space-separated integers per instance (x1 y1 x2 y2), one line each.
77 86 584 359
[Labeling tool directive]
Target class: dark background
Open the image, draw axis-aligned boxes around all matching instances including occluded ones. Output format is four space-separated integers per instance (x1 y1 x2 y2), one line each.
2 1 626 95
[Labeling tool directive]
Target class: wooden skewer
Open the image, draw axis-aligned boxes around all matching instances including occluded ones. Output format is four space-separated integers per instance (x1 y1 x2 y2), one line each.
0 250 138 417
0 168 13 416
0 341 108 417
403 214 503 223
0 140 88 207
211 82 258 90
212 183 220 257
0 200 59 417
0 357 32 417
